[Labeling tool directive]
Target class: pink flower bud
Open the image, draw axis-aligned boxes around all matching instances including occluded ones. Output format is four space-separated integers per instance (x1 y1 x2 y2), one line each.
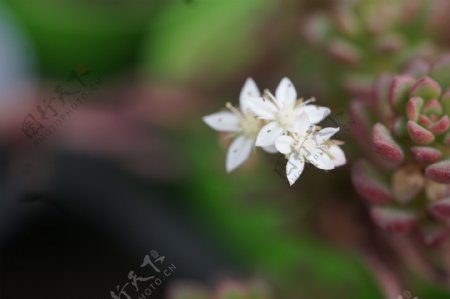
418 114 431 127
410 146 442 164
371 206 418 232
406 97 424 121
352 160 392 204
425 160 450 184
406 121 435 144
429 198 450 219
428 115 449 134
409 77 442 100
372 123 404 164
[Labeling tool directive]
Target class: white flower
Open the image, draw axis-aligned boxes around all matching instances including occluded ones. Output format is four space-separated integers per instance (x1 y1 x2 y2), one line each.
275 113 346 185
203 76 346 185
203 78 263 172
246 77 331 147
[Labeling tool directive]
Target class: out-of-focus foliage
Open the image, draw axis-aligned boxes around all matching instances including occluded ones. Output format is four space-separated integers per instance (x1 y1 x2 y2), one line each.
302 0 448 98
0 3 36 113
140 0 274 84
4 0 156 76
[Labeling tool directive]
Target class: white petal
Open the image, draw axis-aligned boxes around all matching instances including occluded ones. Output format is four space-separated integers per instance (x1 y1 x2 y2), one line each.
299 105 331 124
262 145 278 154
329 145 346 167
246 96 277 120
239 78 260 112
275 77 297 109
314 127 340 144
293 113 312 135
226 135 253 172
306 148 335 170
275 135 294 154
203 111 239 132
286 154 305 186
255 121 284 147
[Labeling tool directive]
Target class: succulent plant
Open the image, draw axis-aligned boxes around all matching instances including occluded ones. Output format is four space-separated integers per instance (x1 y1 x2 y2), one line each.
351 55 450 246
302 0 443 98
168 279 272 299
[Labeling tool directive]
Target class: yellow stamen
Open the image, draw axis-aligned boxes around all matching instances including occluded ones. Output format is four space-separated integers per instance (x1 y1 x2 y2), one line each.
226 102 243 120
300 97 315 106
263 89 276 102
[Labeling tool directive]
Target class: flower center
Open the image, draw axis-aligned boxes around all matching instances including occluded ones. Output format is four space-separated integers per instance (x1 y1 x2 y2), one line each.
276 106 296 129
240 113 262 138
225 102 262 139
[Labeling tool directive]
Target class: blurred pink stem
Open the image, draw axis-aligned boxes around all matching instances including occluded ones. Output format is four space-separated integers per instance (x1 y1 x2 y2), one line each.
363 250 402 299
387 235 442 284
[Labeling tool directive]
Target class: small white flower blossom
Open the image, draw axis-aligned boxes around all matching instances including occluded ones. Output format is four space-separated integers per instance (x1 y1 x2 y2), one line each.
275 113 346 185
203 78 263 172
246 77 331 148
203 77 346 185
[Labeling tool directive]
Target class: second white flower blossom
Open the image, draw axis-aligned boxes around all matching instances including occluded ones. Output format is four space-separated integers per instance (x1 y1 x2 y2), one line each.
203 78 263 172
274 113 346 185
